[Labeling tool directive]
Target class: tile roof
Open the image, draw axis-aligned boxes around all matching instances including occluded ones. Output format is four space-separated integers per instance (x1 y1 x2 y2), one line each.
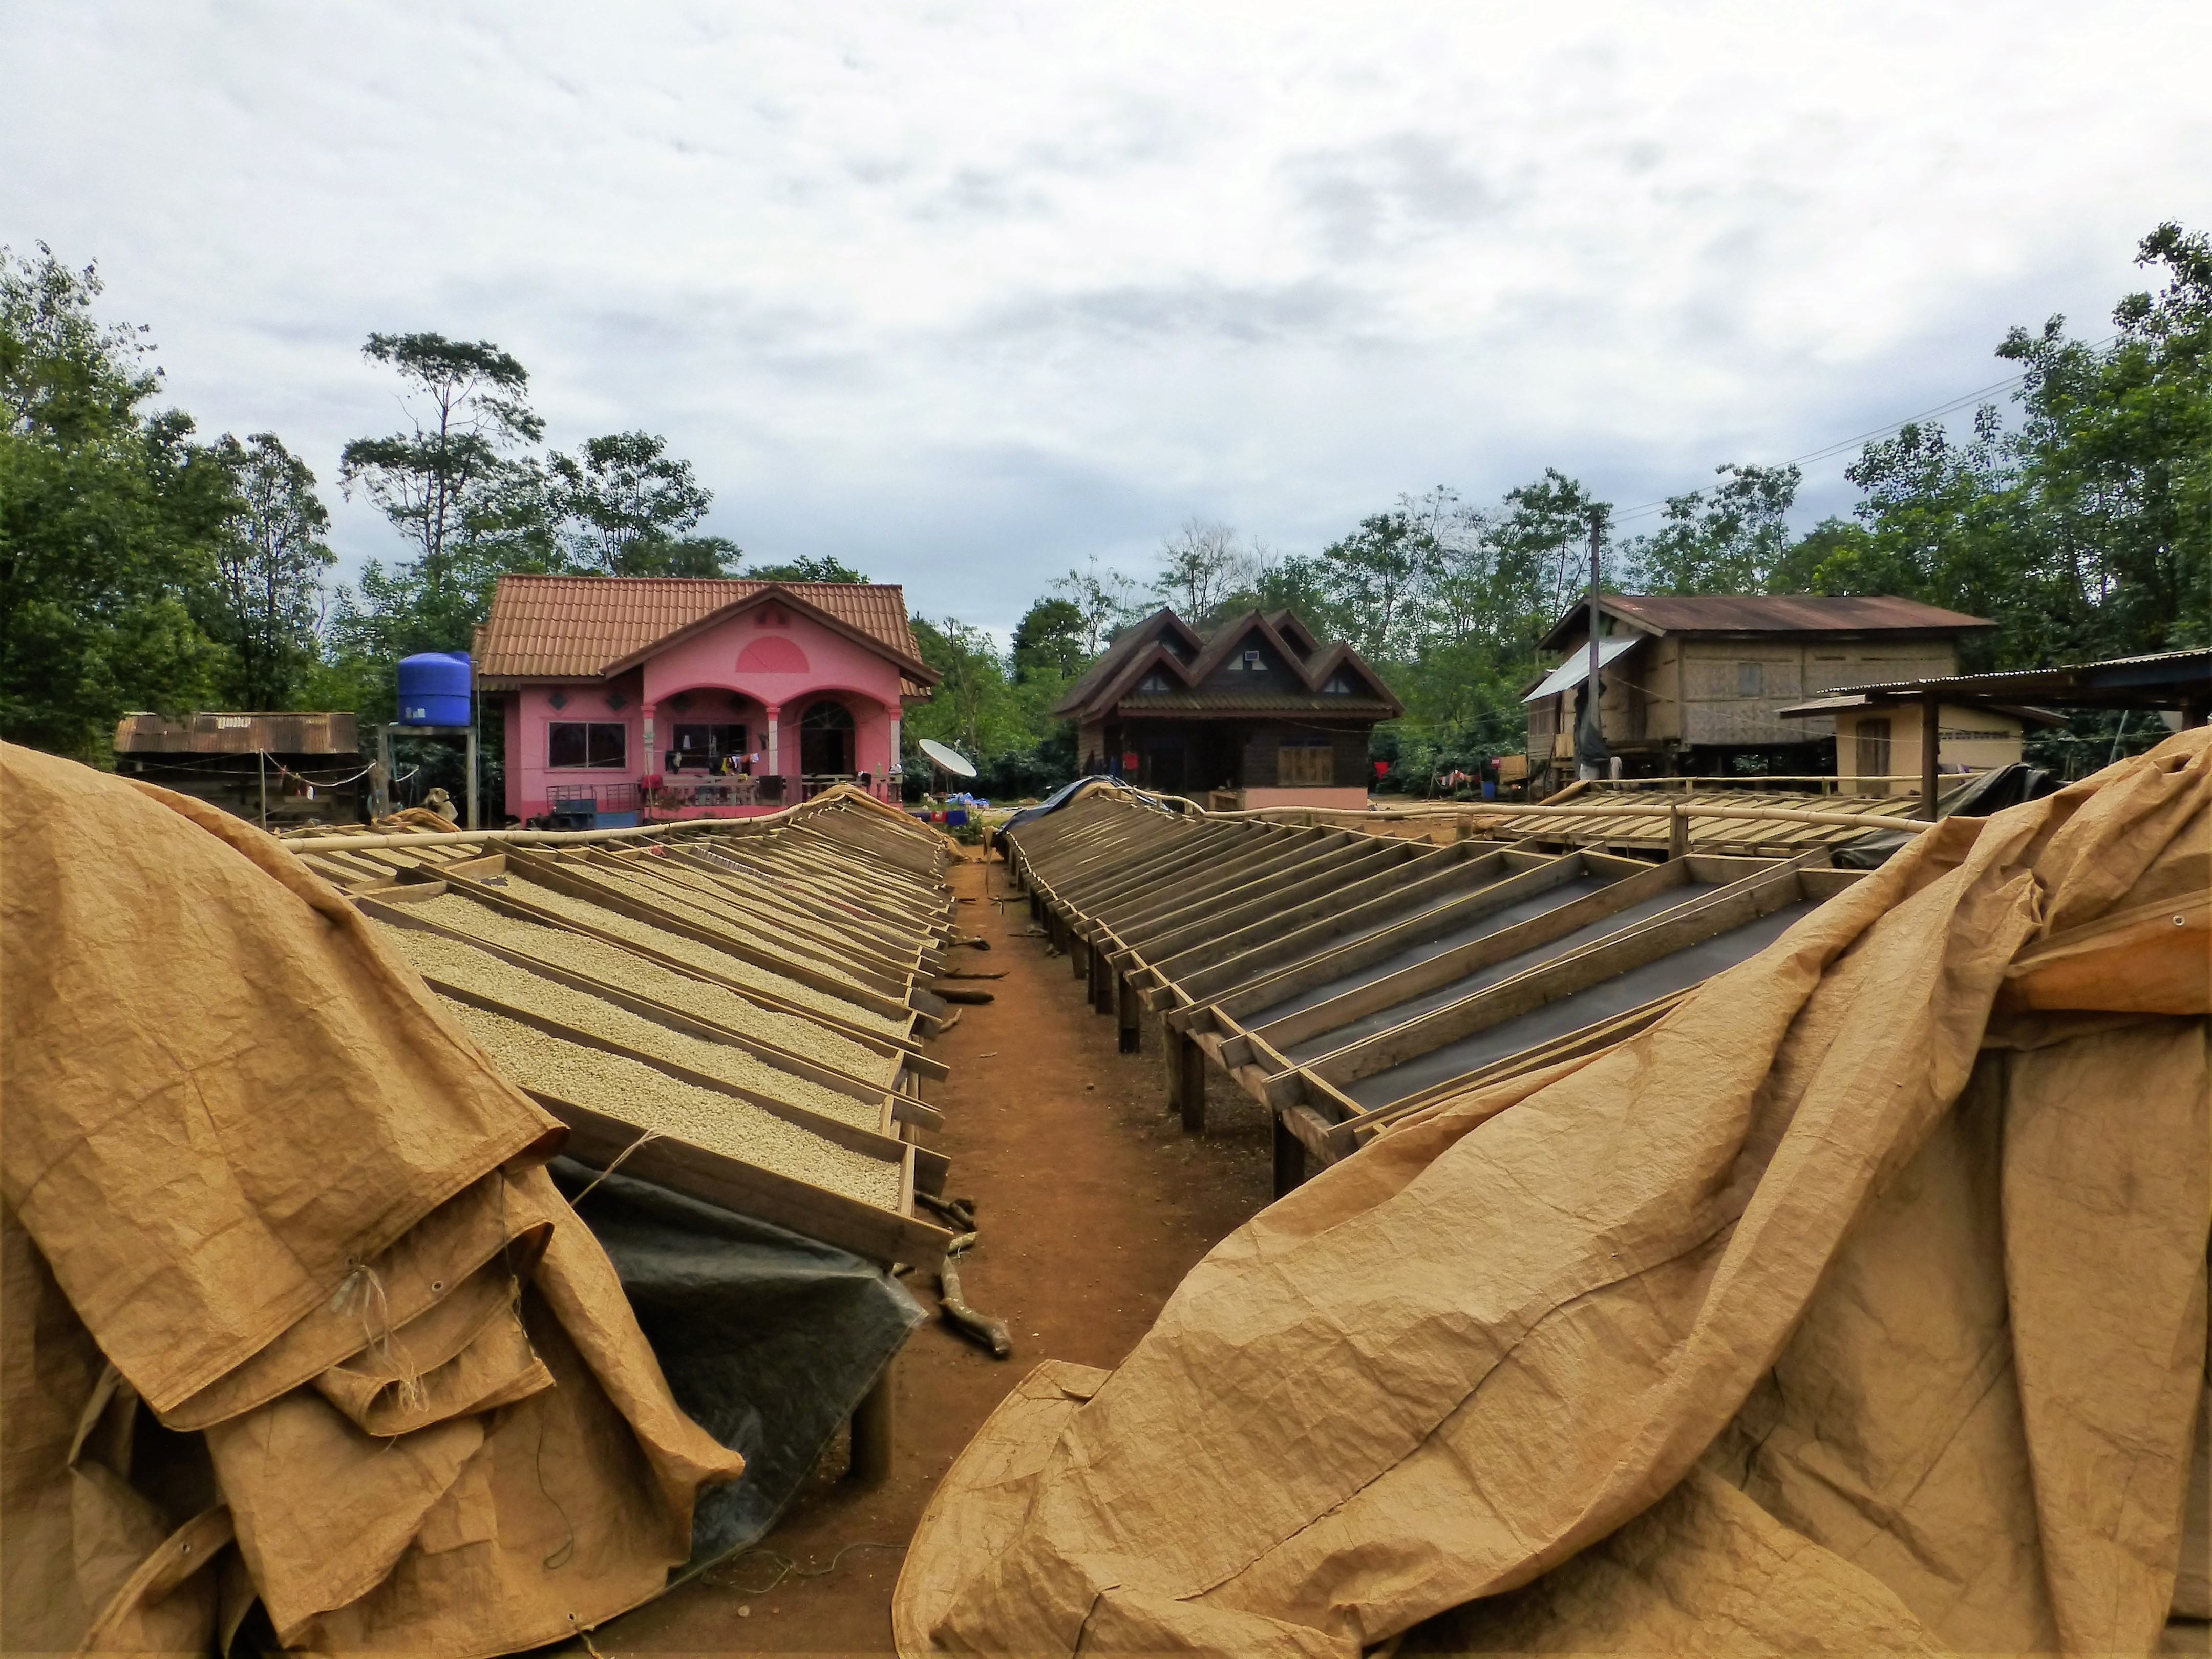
475 576 933 696
1053 607 1403 721
1540 593 1992 650
1112 693 1399 715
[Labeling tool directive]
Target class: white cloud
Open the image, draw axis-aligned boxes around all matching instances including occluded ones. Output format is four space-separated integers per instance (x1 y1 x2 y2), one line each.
5 0 2207 628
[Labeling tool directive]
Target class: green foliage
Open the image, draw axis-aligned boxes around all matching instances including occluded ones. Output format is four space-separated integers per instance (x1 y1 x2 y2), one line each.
200 431 335 709
1011 596 1086 683
1627 463 1802 595
749 554 869 583
549 430 732 575
1 245 232 756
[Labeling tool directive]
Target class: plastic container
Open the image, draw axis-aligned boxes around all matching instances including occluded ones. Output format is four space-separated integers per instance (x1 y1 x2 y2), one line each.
397 652 471 726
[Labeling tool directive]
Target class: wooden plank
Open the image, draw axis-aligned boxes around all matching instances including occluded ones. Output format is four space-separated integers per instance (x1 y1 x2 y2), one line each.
1249 855 1693 1056
426 977 930 1176
504 849 912 1018
1307 862 1816 1091
537 1091 951 1268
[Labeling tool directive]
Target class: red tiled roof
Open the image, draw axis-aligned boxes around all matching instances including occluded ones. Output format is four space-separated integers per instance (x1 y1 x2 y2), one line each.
475 576 934 696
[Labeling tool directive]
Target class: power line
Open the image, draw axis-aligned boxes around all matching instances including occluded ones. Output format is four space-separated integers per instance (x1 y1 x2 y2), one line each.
1607 334 2120 527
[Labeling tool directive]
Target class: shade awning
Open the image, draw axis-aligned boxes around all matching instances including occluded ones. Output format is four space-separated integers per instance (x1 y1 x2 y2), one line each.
1522 635 1641 704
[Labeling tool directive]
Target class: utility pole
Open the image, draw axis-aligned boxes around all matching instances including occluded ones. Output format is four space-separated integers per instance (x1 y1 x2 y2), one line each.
1578 509 1607 782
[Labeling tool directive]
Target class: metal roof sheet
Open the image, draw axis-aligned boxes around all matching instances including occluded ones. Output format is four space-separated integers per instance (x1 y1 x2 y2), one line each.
474 575 930 687
1522 636 1642 703
1540 593 1993 650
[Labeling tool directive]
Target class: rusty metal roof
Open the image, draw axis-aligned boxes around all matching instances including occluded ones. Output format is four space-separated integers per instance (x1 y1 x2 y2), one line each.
115 712 360 755
475 576 933 694
1540 593 1992 650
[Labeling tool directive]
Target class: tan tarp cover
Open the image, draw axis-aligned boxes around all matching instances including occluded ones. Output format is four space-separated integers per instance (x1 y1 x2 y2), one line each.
1 744 746 1654
899 729 2211 1656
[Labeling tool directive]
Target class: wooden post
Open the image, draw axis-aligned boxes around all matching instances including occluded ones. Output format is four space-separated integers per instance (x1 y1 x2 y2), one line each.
1071 931 1088 980
1667 802 1688 861
1271 1113 1305 1196
1093 951 1114 1015
1117 975 1141 1052
849 1359 894 1485
1920 693 1940 824
1179 1033 1207 1133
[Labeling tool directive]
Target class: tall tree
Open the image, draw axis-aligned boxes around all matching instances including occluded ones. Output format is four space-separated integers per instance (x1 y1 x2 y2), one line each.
1010 595 1087 683
1152 520 1252 625
1 244 232 755
328 332 562 707
202 432 334 709
1052 556 1138 653
1318 508 1437 661
339 333 543 576
549 429 735 575
1629 462 1801 594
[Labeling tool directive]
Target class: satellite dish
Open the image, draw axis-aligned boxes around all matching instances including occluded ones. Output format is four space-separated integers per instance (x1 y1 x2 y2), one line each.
918 738 977 779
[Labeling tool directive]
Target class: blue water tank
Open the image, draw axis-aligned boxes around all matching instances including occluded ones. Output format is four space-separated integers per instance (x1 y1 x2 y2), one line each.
397 652 471 726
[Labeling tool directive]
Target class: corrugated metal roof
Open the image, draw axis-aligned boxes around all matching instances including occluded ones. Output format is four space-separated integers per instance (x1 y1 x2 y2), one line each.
475 576 930 685
1522 636 1642 704
1540 593 1992 650
114 712 360 755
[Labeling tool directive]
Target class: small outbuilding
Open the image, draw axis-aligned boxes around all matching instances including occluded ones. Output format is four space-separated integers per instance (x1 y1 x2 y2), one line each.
1775 691 2065 794
113 711 366 827
1053 608 1401 809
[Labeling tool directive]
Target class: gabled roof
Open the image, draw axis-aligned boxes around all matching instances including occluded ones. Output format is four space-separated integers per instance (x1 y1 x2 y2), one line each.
1051 610 1207 717
1539 593 1993 652
1052 606 1402 721
474 575 940 694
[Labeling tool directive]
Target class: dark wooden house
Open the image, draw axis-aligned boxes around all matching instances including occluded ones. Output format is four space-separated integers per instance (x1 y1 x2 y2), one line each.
1054 608 1401 808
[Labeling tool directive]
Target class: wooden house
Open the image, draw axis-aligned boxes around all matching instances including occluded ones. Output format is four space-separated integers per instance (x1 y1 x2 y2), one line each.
1525 594 1992 785
1053 608 1401 809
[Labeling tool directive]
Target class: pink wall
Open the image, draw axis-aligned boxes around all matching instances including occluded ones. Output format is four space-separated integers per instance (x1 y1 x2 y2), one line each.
500 606 907 821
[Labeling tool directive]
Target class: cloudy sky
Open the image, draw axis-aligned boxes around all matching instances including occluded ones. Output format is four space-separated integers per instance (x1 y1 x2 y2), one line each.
6 1 2207 632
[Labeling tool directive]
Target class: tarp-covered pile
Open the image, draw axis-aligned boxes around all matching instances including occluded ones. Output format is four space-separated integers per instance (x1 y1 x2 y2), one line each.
899 729 2211 1655
1 744 745 1655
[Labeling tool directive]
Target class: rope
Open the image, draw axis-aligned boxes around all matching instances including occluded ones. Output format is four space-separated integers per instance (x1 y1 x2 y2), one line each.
566 1129 666 1209
329 1263 426 1415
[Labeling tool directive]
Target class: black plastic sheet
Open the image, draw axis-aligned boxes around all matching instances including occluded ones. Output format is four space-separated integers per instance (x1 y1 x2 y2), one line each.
549 1158 925 1563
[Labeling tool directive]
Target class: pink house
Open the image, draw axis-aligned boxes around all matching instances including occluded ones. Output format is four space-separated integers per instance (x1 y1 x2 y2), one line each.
474 575 940 825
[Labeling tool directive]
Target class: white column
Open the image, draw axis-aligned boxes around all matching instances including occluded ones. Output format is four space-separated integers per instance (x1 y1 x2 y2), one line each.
887 706 902 775
766 703 781 780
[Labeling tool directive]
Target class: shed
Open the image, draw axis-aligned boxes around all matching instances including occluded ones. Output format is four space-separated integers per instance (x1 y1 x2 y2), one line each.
1526 593 1993 787
112 711 366 827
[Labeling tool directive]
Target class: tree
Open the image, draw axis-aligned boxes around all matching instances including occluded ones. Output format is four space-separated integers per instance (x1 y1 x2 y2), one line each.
1318 508 1437 661
338 332 543 580
1051 556 1138 653
1152 520 1253 625
1011 596 1087 683
1 244 232 755
748 554 867 583
548 430 732 575
328 333 562 708
202 432 334 709
1629 463 1801 595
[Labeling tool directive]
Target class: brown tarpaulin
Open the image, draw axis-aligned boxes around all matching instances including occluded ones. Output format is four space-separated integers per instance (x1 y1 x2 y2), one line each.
898 729 2211 1656
1 745 745 1654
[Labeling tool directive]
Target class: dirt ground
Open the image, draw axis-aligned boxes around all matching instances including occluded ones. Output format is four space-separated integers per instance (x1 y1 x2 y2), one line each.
591 847 1276 1655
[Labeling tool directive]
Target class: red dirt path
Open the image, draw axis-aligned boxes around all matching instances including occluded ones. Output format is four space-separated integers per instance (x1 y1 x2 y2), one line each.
592 849 1275 1655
